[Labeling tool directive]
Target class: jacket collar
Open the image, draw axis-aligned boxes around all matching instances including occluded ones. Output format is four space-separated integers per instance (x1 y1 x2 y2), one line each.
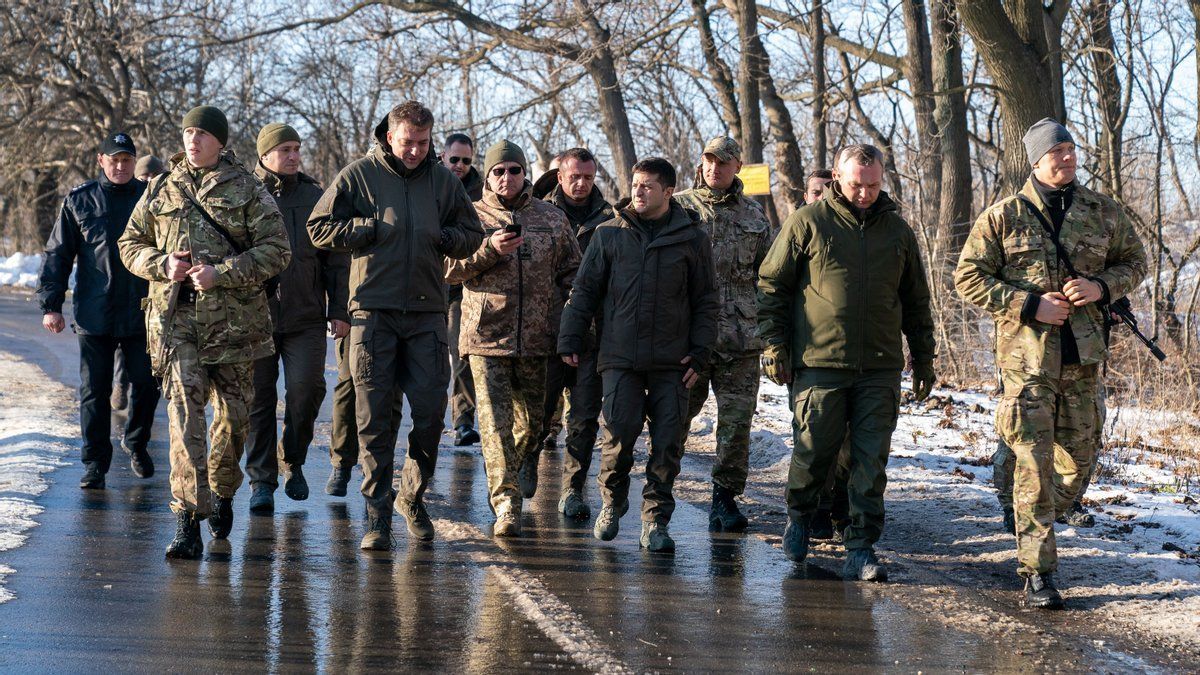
615 201 699 248
690 175 746 205
481 180 533 212
826 180 897 224
371 114 435 179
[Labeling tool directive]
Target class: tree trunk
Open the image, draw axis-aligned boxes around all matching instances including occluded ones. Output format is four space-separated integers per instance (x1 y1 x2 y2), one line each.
958 0 1057 192
1041 2 1070 123
34 168 59 247
729 0 763 164
930 0 972 247
1082 0 1125 199
691 0 742 145
901 0 941 228
1189 0 1200 144
811 0 829 169
580 12 638 195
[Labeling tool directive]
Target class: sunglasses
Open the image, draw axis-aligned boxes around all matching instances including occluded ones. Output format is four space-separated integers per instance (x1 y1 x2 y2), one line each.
448 156 472 165
491 166 524 177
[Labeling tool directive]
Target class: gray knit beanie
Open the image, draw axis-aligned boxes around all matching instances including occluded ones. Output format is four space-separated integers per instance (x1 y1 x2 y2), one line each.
1022 117 1074 166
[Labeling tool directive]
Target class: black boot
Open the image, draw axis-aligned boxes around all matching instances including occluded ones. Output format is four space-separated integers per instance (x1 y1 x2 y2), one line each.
843 547 888 582
709 485 749 532
165 511 203 559
124 442 154 479
360 497 394 550
283 464 309 501
1024 573 1064 609
79 463 105 490
809 508 835 540
325 465 352 497
782 517 810 562
518 453 540 499
208 492 234 539
248 482 274 514
454 425 480 446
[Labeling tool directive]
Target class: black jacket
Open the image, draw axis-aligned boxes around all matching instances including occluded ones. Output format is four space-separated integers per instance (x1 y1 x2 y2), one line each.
558 202 719 373
38 173 148 336
256 163 349 333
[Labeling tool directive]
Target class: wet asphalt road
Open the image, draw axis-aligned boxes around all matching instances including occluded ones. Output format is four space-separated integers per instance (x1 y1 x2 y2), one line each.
0 290 1120 672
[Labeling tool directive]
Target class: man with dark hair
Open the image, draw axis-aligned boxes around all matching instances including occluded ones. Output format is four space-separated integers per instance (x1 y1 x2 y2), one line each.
559 157 719 552
674 137 770 533
245 123 350 512
308 100 484 550
120 106 291 559
805 169 833 204
537 146 615 519
956 118 1146 609
440 132 484 446
758 143 936 581
39 132 160 489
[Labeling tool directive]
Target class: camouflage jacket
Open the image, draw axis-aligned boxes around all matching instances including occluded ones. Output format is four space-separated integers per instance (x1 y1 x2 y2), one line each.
674 177 771 358
118 151 291 370
954 178 1147 378
446 183 581 358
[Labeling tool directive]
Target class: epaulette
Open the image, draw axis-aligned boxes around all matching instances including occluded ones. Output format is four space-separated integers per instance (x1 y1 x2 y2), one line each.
69 180 96 195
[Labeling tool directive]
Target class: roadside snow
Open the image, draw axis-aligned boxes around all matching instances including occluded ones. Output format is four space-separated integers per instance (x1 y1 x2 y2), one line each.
0 253 44 289
0 353 76 603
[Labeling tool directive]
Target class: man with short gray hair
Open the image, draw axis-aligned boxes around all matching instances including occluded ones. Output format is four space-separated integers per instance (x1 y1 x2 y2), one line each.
758 143 936 581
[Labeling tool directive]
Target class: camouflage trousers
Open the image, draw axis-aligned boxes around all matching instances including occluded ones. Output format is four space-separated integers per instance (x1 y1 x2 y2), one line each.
471 356 547 511
993 378 1105 510
162 309 255 518
685 353 760 495
996 364 1100 576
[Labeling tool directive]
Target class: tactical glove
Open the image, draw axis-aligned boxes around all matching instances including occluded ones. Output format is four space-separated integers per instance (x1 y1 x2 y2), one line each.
761 344 792 386
912 361 936 402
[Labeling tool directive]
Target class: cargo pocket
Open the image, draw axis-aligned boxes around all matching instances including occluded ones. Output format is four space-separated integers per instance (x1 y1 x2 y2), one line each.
350 312 376 383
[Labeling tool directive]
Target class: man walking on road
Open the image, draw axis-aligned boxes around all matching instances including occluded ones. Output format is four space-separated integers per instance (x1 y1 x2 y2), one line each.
559 158 719 553
442 132 484 447
757 144 936 581
245 123 349 512
955 118 1146 609
39 132 161 489
308 101 484 550
446 139 579 537
674 137 771 534
119 106 291 559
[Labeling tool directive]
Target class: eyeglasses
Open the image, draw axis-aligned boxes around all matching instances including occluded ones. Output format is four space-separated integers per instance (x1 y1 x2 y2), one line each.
448 156 472 165
491 166 524 177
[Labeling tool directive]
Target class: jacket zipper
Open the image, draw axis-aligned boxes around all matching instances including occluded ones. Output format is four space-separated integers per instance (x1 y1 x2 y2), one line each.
402 178 413 313
516 213 524 356
858 216 867 373
636 230 648 369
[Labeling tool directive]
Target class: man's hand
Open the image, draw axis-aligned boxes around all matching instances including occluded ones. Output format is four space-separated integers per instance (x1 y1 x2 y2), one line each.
489 230 523 255
329 319 350 339
680 355 700 389
912 361 936 402
165 250 191 281
1063 278 1103 307
561 353 580 367
42 312 65 333
1034 292 1072 326
187 264 218 291
761 344 792 386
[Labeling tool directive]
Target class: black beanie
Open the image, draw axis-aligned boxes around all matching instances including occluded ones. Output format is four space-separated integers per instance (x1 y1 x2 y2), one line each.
182 105 229 147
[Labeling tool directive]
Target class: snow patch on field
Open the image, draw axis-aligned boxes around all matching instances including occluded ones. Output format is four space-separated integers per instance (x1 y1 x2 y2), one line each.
0 352 77 603
0 253 44 289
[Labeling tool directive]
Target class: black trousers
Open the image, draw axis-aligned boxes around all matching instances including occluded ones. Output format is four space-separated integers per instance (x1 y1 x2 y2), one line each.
78 334 160 472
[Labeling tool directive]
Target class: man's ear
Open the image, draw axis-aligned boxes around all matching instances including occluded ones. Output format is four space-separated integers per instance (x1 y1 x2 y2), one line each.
664 186 676 200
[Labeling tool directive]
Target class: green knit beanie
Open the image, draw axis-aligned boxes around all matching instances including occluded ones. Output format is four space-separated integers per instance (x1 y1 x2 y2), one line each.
483 139 528 176
256 123 301 157
181 105 229 147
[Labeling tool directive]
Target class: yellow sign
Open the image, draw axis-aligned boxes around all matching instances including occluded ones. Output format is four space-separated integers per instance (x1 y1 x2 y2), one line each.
738 163 771 196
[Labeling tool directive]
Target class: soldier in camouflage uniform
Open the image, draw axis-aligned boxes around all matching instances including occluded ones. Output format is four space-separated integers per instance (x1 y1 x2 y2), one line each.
674 137 771 533
446 140 580 537
119 106 291 560
955 118 1146 609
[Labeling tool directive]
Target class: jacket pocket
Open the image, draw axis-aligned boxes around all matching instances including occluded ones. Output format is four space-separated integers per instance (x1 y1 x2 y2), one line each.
1001 235 1047 287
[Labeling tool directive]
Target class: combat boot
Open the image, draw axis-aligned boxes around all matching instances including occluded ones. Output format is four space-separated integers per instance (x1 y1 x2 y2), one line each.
165 511 203 560
248 482 274 514
809 508 835 540
325 466 352 497
782 517 810 562
454 425 480 446
79 463 105 490
709 485 749 533
542 434 558 454
123 442 154 479
394 494 436 541
360 497 394 551
558 487 591 520
494 503 522 537
208 492 234 539
593 501 628 541
640 521 675 553
843 547 888 582
283 464 309 501
1024 573 1064 609
1056 502 1095 528
1002 506 1016 533
518 452 540 499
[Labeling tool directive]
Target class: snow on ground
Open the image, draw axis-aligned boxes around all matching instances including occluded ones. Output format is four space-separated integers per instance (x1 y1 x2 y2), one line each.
0 353 77 603
684 376 1200 654
0 253 45 289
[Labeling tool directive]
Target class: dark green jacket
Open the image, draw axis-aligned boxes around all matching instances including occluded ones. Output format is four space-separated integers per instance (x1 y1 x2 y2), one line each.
256 163 349 333
559 202 719 373
757 184 935 370
545 183 614 253
307 115 484 314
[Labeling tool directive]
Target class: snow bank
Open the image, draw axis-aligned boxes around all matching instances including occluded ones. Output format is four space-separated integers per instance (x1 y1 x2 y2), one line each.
0 253 43 288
